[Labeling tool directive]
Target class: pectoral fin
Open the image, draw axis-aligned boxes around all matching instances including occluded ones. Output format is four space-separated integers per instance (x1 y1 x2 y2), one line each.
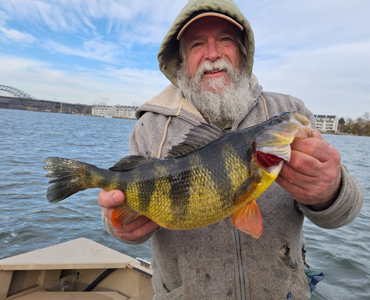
232 200 263 239
111 204 140 227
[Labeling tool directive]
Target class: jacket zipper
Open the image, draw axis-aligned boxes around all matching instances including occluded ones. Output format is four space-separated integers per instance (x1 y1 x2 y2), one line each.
234 227 246 300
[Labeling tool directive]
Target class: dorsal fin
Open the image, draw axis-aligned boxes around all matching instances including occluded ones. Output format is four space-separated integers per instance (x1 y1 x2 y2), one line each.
109 155 154 172
167 123 226 158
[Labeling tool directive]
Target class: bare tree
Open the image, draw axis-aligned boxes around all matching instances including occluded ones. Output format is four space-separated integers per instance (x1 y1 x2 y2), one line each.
362 112 370 122
356 117 365 124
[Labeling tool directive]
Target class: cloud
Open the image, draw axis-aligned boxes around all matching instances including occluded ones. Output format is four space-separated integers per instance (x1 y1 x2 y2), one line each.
0 0 185 62
235 0 370 119
0 26 36 44
0 0 368 120
0 1 82 32
0 54 168 105
254 41 370 119
0 9 36 44
44 37 123 64
240 0 370 46
101 66 169 95
0 0 184 40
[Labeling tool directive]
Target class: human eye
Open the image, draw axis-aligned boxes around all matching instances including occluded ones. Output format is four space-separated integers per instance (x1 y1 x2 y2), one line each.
191 41 202 48
220 36 233 42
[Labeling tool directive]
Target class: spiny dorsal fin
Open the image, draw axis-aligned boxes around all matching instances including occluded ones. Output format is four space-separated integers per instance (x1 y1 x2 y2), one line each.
109 155 154 172
167 123 226 158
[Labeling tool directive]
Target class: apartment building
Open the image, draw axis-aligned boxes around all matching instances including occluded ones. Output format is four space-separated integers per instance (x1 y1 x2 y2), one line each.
314 115 339 133
91 105 110 117
92 105 138 119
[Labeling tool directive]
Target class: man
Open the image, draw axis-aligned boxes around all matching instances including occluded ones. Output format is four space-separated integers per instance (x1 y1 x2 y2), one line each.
99 0 364 299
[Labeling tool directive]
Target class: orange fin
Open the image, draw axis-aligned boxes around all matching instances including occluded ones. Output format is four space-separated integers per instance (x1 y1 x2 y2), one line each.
232 200 263 239
111 204 140 227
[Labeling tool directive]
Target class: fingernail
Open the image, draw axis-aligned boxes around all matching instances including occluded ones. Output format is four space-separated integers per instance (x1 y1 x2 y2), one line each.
112 192 122 204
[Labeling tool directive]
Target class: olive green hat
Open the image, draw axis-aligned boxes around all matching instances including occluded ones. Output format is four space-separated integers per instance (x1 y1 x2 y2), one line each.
157 0 255 87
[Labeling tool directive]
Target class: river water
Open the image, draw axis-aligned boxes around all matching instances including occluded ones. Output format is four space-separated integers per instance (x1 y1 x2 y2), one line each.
0 109 369 299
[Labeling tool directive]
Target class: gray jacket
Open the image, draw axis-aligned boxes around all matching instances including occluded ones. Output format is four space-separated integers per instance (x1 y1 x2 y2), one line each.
103 81 364 300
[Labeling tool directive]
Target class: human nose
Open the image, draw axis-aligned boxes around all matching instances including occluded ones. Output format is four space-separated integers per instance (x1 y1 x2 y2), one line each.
205 40 221 61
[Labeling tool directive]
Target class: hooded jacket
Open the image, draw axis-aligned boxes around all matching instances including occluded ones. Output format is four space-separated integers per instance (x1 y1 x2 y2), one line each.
158 0 254 87
103 1 364 299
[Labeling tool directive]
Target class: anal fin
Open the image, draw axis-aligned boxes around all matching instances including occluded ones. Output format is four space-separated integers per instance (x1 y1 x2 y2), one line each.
111 204 140 227
232 200 263 239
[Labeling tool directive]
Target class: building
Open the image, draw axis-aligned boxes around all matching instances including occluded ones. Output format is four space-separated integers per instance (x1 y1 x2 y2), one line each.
314 115 339 133
91 105 138 119
91 105 110 117
114 106 138 119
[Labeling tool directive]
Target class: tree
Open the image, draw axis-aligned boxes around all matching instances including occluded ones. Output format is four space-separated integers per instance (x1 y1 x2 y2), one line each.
363 123 370 136
338 117 345 132
338 114 370 136
356 117 365 124
345 117 353 124
363 112 370 122
350 123 361 135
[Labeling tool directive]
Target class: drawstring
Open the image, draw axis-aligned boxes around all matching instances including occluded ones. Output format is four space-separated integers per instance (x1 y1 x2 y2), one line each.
259 94 269 120
157 116 172 159
176 97 185 116
157 97 185 159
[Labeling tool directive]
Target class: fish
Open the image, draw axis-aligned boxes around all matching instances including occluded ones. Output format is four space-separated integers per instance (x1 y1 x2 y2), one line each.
44 111 312 239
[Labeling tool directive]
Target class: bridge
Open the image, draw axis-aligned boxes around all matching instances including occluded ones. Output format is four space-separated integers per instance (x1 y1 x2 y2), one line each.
0 85 38 99
0 85 91 114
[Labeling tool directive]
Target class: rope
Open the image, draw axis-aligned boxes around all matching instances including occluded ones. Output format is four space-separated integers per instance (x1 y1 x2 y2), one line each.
157 97 185 158
157 116 172 158
176 97 185 116
259 94 269 120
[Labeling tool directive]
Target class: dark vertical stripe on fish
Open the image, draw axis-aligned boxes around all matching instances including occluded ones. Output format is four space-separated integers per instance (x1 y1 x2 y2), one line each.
199 142 234 208
168 156 191 222
229 132 254 172
134 166 156 214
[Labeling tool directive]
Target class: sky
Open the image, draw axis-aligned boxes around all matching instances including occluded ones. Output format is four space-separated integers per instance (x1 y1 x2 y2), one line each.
0 0 369 120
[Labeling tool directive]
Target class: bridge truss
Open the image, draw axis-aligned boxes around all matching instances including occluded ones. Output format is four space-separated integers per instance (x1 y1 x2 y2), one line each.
0 85 37 99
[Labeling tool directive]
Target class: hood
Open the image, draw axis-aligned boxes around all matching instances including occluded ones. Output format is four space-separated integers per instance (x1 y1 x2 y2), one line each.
158 0 255 87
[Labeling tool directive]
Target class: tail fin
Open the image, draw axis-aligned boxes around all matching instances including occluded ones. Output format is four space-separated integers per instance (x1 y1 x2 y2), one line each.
44 157 92 203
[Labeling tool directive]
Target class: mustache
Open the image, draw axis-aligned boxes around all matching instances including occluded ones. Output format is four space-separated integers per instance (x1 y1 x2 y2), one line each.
195 60 235 81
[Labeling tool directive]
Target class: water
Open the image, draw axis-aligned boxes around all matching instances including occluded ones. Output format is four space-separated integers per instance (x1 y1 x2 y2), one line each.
304 134 370 300
0 109 151 261
0 109 369 299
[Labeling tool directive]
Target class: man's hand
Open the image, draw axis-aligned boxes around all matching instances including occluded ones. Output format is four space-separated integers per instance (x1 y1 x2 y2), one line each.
276 129 341 211
98 190 159 241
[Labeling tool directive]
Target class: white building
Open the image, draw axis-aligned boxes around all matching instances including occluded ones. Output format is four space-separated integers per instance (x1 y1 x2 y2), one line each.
91 105 110 117
92 105 138 119
314 115 339 133
114 106 137 119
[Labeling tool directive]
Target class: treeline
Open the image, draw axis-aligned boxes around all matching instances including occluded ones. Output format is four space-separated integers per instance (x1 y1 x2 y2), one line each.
338 112 370 136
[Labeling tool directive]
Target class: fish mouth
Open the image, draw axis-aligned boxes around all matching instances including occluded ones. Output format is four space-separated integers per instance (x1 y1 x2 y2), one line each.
255 111 312 174
255 150 284 173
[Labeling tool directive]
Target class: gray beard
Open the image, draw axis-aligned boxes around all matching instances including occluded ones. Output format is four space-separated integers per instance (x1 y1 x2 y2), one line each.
177 59 254 128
